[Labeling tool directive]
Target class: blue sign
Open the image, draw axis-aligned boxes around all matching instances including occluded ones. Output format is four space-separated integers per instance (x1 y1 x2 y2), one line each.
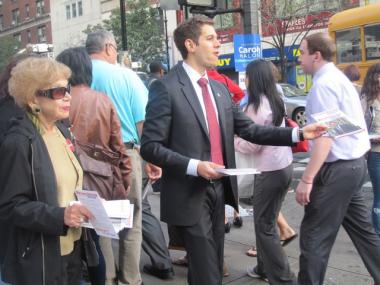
216 54 234 70
233 34 262 72
262 45 299 62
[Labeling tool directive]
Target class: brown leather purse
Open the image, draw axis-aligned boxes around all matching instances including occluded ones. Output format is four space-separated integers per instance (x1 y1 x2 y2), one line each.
75 140 128 200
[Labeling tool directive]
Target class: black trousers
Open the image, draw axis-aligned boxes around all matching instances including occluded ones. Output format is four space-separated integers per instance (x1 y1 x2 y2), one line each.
61 240 82 285
141 163 172 270
253 164 297 284
178 180 225 285
298 157 380 285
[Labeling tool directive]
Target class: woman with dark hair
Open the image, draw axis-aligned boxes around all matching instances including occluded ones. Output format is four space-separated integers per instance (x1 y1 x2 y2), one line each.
234 59 296 283
56 47 132 285
361 63 380 235
343 64 361 94
0 54 35 137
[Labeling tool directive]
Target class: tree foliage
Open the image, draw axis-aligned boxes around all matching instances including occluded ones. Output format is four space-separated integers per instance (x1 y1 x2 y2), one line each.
259 0 357 81
84 0 164 68
0 36 20 73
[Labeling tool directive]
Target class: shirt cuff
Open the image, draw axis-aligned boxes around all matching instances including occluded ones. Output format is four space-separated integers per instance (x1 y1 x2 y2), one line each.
186 159 200 176
292 127 300 143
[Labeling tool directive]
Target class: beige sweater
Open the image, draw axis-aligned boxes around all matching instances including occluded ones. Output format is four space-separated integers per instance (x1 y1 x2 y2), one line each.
43 126 83 256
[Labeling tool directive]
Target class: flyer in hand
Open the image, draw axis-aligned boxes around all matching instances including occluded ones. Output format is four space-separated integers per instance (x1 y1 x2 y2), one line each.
215 168 260 175
311 109 364 138
75 190 134 239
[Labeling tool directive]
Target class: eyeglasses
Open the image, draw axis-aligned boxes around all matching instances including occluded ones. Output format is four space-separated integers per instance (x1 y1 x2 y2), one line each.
36 84 71 100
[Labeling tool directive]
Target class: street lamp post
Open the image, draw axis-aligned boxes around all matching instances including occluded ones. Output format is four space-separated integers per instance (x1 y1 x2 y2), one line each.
157 6 170 71
163 9 170 71
120 0 128 51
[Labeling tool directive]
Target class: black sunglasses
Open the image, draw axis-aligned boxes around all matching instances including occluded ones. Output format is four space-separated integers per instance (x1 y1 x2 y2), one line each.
36 84 71 100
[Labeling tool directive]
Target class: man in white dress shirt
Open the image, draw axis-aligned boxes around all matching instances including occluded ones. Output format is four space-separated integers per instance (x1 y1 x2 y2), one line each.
296 32 380 284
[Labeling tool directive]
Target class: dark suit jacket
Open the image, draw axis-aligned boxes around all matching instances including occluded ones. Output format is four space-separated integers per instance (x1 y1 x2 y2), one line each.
141 63 293 226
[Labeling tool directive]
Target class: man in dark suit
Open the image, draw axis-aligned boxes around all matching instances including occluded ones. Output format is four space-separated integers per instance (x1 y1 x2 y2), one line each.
140 15 325 285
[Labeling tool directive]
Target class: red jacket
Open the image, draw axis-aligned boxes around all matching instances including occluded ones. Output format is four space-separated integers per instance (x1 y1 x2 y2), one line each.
207 69 244 103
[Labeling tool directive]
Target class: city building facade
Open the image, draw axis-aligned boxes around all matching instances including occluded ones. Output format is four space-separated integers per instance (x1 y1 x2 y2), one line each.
0 0 51 48
50 0 103 55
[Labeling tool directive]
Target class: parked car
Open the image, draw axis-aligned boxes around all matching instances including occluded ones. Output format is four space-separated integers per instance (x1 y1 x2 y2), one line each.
136 71 149 87
280 83 307 127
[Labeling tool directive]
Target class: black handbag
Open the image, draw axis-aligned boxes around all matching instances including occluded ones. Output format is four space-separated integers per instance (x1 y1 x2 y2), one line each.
82 228 99 267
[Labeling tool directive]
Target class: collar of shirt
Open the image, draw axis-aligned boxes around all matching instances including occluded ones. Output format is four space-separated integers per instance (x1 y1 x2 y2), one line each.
182 61 219 127
313 62 334 83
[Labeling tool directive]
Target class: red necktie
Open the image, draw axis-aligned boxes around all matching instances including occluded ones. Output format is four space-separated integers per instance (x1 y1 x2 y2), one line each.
197 77 224 165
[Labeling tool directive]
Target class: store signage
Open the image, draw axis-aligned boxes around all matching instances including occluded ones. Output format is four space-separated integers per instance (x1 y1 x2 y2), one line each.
216 54 234 70
262 11 334 37
233 34 262 72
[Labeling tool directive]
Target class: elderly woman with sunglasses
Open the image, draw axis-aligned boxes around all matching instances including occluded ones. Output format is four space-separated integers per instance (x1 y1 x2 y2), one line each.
0 57 92 285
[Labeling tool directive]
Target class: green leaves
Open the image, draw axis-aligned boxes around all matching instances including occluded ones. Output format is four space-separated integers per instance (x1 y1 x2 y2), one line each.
0 36 20 73
83 0 165 70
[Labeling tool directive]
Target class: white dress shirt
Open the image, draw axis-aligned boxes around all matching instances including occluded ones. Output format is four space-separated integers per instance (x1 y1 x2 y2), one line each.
306 62 370 162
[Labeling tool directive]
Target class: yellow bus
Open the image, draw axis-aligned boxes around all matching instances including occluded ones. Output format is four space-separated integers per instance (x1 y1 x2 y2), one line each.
328 3 380 83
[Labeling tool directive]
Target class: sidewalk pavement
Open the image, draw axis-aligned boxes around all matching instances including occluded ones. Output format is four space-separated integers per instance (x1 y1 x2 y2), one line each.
1 157 373 285
140 158 375 285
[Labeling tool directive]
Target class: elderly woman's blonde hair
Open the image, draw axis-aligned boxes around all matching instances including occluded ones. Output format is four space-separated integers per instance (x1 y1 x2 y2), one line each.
8 57 71 109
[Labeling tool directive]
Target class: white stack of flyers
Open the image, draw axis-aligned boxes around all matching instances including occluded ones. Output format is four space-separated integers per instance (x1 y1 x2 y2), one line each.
75 190 134 239
311 109 364 138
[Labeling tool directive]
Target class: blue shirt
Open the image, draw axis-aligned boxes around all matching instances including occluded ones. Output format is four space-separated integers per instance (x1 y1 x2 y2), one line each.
91 60 148 143
306 62 370 162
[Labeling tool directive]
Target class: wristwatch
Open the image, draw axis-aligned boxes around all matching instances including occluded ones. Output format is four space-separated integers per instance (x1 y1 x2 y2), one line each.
298 128 304 141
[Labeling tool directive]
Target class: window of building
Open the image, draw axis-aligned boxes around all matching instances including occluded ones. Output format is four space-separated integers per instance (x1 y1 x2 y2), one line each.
27 30 31 43
365 23 380 61
66 4 71 19
11 9 20 25
275 0 306 17
13 33 21 43
36 0 44 17
66 1 84 20
25 4 30 18
37 25 46 42
78 1 83 16
215 13 234 30
72 3 77 18
336 28 362 63
214 0 239 30
274 0 342 18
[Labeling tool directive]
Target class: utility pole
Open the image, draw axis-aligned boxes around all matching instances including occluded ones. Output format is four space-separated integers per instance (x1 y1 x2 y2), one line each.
120 0 128 51
163 9 170 71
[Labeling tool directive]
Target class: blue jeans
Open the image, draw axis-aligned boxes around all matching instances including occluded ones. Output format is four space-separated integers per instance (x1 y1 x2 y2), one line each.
367 151 380 235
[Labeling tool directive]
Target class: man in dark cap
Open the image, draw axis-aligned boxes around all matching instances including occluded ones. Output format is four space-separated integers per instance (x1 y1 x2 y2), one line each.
147 61 166 89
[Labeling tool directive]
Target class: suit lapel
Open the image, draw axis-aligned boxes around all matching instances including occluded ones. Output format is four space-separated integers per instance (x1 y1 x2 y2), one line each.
176 64 209 138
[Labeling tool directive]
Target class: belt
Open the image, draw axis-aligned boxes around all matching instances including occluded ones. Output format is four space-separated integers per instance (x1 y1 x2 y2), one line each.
324 156 363 165
209 178 223 184
124 142 135 149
